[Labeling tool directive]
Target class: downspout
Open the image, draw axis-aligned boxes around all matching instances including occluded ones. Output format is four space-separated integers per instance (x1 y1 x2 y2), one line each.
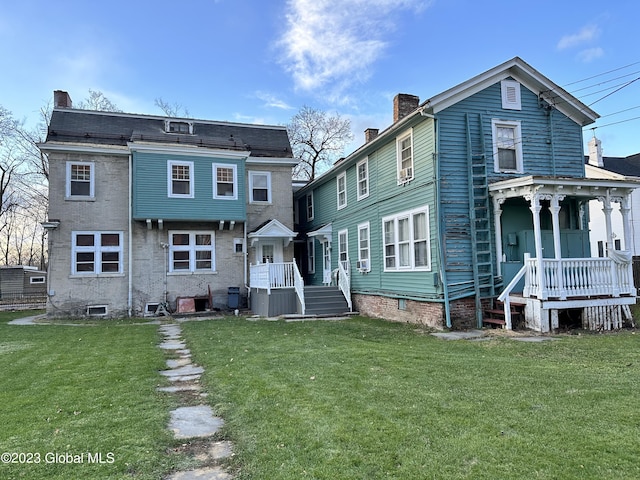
244 221 249 304
549 108 556 177
127 153 133 317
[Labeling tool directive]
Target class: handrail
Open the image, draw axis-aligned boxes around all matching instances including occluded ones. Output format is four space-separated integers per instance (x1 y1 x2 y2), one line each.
337 259 352 311
497 263 527 330
292 258 305 315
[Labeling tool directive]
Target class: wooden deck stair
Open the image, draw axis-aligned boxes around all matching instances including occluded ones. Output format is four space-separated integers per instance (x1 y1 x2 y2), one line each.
483 300 525 329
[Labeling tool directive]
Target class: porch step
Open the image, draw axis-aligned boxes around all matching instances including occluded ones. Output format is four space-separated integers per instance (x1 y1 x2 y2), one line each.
483 301 525 329
304 286 350 316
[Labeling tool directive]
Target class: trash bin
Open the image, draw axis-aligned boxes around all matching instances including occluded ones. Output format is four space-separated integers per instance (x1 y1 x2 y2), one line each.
228 287 240 309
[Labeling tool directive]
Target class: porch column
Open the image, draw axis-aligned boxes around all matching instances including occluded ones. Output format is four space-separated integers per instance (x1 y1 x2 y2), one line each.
600 191 620 296
550 194 566 299
492 197 505 276
527 192 547 299
619 193 632 251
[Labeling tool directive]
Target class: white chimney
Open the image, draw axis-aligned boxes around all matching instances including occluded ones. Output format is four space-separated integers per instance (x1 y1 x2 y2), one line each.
588 136 603 168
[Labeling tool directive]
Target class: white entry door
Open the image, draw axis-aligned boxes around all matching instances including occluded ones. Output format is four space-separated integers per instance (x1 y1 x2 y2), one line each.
322 241 332 285
259 243 283 263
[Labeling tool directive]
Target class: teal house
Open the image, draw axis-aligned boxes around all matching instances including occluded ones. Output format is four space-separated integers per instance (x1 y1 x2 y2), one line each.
293 57 638 331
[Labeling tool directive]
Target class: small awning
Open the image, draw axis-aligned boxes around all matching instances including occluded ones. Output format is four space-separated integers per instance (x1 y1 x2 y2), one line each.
248 219 297 247
307 223 332 243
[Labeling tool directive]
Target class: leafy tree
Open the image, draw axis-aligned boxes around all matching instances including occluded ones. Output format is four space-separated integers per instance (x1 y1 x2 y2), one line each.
287 106 353 181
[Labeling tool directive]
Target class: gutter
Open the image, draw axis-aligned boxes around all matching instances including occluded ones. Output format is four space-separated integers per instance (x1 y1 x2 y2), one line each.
128 153 133 316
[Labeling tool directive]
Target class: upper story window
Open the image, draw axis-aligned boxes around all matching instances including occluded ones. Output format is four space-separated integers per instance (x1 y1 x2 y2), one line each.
168 160 194 198
382 206 431 272
249 171 271 203
337 172 347 210
165 120 193 134
72 231 123 275
66 162 95 199
357 222 370 272
492 119 523 173
169 231 215 273
501 80 522 110
307 238 315 274
357 158 369 200
213 164 237 200
396 130 413 184
307 193 314 221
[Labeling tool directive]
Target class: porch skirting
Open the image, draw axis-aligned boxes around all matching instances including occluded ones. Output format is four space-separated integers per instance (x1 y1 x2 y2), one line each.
250 288 297 317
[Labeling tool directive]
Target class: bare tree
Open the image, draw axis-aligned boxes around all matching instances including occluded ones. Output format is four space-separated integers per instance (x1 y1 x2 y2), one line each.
287 106 353 181
76 89 122 112
154 98 191 118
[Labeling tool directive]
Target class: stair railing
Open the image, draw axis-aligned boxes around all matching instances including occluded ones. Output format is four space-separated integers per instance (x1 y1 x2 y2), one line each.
337 259 352 312
497 263 527 330
292 258 305 315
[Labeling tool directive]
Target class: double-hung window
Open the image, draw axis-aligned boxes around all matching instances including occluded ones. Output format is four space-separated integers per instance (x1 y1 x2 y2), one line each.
306 193 314 220
249 171 271 203
357 222 370 272
397 130 413 183
66 162 95 199
357 158 369 200
213 164 237 199
169 231 215 273
382 206 431 271
72 232 123 275
168 160 194 197
338 229 349 270
337 172 347 209
307 239 315 274
492 119 523 173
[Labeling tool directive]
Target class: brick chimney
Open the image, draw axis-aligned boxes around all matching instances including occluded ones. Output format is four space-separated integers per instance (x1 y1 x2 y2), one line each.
364 128 379 143
588 136 603 167
54 90 73 109
393 93 419 123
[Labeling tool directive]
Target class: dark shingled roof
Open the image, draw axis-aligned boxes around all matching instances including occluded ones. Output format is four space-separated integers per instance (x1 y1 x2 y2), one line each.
586 153 640 176
46 109 293 158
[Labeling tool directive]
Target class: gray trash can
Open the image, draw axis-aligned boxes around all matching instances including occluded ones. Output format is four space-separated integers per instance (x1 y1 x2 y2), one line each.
228 287 240 309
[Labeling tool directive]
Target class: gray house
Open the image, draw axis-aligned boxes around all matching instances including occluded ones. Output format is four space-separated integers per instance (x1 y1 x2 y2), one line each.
0 266 47 299
39 91 298 317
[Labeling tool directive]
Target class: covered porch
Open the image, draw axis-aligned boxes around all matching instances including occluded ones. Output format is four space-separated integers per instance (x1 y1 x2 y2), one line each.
490 176 638 332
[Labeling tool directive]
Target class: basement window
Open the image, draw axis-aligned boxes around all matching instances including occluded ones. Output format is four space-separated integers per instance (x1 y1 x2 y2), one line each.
30 276 45 284
398 298 407 311
86 305 108 316
145 303 160 315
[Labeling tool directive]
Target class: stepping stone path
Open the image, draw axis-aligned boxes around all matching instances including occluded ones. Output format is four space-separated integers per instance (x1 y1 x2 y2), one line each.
157 323 233 480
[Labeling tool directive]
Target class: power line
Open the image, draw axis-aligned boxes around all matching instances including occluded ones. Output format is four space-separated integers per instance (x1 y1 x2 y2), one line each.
563 61 640 87
588 77 640 107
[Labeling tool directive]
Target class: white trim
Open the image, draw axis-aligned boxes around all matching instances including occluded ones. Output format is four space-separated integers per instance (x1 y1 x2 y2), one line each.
382 206 431 272
246 156 299 166
66 161 95 199
167 160 194 198
492 119 523 174
72 231 124 275
168 230 216 273
86 305 108 316
396 130 414 184
357 222 371 272
307 238 315 274
29 276 46 284
501 79 522 110
40 143 130 155
249 171 272 203
337 172 347 210
357 158 369 201
130 143 250 159
306 192 314 220
338 228 349 268
213 163 238 200
165 120 193 134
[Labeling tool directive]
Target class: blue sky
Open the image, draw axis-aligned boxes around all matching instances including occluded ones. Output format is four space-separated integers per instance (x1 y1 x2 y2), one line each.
1 0 638 157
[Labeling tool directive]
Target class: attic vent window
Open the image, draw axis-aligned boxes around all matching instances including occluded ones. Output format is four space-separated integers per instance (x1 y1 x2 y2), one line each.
501 80 521 110
165 120 193 134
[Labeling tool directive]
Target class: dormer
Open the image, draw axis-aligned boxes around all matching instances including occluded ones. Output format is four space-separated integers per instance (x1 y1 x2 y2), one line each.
165 120 194 134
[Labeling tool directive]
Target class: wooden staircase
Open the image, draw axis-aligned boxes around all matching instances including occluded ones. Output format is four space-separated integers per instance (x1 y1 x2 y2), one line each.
483 300 525 329
304 285 350 316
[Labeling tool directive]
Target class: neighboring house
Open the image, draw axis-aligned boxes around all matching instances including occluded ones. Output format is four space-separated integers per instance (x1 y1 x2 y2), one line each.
585 137 640 257
292 57 638 332
39 91 297 317
0 266 47 299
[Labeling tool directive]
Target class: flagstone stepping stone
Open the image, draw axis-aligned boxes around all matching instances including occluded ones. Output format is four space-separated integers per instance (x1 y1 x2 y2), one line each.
166 466 231 480
167 358 192 368
160 365 204 377
157 385 201 393
159 341 187 350
169 405 224 439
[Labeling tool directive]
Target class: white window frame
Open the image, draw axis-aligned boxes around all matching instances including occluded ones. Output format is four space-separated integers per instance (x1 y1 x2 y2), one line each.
382 206 431 272
66 161 95 199
233 238 245 255
492 119 523 174
167 160 194 198
307 238 315 274
249 171 271 203
396 130 414 184
165 120 194 134
338 229 349 270
357 222 371 272
501 79 522 110
71 231 123 275
213 163 238 200
337 172 347 210
30 276 46 284
357 158 369 201
168 231 216 273
307 193 314 220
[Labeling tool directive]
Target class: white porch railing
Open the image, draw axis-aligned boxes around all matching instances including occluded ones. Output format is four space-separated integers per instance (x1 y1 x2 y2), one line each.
523 255 634 300
338 260 352 311
249 261 305 313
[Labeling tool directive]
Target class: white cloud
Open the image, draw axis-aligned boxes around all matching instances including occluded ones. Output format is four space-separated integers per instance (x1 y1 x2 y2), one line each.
578 47 604 63
557 24 601 50
255 91 294 110
277 0 430 95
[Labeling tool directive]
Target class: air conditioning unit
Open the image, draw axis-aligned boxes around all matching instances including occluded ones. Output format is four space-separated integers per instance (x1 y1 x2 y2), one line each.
399 167 412 181
356 260 369 271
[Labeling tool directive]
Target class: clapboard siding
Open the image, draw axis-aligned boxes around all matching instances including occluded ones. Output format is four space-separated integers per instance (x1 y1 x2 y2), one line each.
132 152 246 221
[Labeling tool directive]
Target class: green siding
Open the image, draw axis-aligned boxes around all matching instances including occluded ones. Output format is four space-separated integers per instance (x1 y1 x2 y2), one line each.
132 152 246 221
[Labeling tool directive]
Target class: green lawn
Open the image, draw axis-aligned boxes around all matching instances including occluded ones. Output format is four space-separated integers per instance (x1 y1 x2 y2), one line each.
0 311 193 480
181 317 640 480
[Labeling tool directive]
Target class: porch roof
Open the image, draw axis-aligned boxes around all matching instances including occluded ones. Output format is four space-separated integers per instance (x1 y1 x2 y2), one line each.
248 219 296 247
488 175 640 201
